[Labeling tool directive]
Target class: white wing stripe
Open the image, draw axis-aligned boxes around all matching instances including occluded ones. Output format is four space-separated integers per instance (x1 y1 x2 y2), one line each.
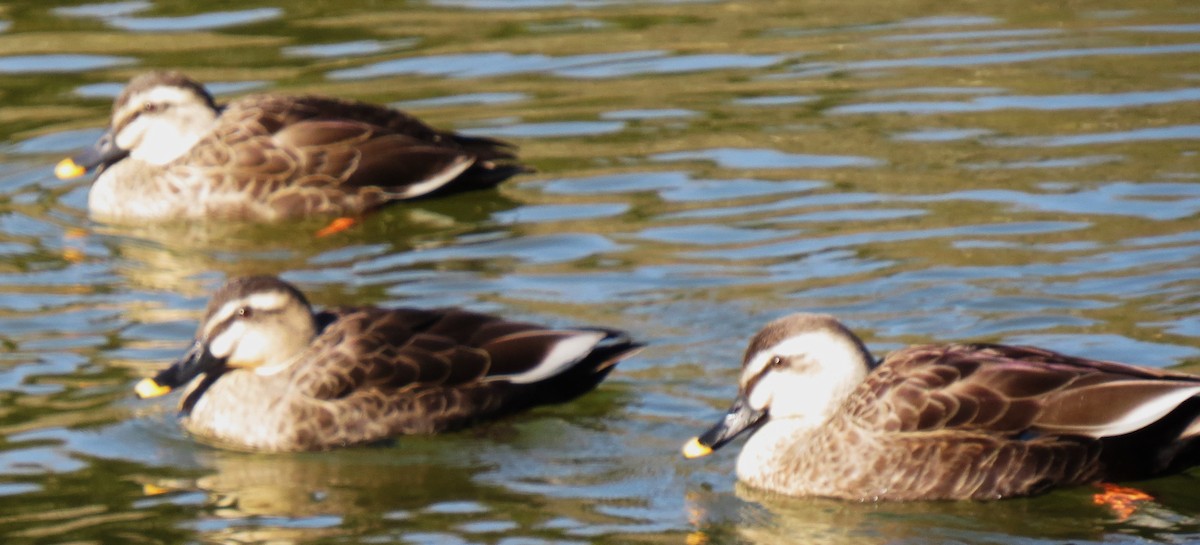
502 331 606 384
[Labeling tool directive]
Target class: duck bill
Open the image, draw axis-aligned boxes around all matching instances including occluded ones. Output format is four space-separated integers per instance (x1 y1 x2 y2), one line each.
55 128 128 180
135 340 224 399
682 394 768 459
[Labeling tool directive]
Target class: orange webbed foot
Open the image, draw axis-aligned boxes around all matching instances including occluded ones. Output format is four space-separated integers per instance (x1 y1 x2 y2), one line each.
1093 482 1153 521
315 217 358 237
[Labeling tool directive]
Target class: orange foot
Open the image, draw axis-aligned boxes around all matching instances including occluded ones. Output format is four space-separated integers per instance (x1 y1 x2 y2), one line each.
1092 483 1153 521
62 228 89 263
315 217 357 237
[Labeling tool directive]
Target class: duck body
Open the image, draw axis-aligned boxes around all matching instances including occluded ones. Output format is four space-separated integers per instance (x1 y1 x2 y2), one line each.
138 276 640 452
62 72 526 222
684 313 1200 501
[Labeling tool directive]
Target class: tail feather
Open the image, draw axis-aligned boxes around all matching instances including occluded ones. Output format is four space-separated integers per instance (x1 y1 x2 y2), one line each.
1179 407 1200 440
525 331 642 406
450 133 519 161
458 162 534 191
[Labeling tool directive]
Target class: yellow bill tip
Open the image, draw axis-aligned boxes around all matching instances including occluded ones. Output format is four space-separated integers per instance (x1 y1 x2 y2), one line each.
142 483 170 496
55 157 87 180
135 378 172 399
682 437 713 459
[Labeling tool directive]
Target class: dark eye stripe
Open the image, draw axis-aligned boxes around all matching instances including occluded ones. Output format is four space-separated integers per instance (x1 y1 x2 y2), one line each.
112 112 135 135
743 357 777 394
204 303 286 339
205 314 236 342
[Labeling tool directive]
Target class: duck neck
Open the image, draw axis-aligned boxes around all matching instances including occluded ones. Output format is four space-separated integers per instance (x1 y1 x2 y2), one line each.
254 312 318 376
735 416 825 491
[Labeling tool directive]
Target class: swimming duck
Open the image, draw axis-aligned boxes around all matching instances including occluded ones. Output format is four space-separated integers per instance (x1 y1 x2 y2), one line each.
136 275 641 452
683 313 1200 500
56 71 527 222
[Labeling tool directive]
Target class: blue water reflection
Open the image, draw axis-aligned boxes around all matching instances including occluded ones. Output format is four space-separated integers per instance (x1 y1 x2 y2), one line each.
2 1 1200 544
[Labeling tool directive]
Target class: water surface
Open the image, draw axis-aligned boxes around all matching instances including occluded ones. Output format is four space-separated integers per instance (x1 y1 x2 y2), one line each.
1 0 1199 543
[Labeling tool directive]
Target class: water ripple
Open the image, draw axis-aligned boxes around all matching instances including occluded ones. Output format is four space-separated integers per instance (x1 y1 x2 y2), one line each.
58 4 284 32
990 124 1200 147
877 28 1062 42
395 92 528 109
479 120 626 138
0 55 133 74
358 233 624 270
792 42 1200 76
651 148 882 169
4 1 1200 544
834 87 1200 115
688 221 1087 261
329 50 782 80
283 39 418 58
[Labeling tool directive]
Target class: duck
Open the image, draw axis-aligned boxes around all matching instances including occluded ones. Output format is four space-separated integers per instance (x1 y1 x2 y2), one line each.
682 313 1200 501
135 275 641 452
56 71 527 222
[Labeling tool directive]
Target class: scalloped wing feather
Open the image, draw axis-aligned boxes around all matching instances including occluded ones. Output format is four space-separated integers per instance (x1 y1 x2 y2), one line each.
297 307 438 398
1038 381 1200 437
234 94 517 160
293 308 622 402
168 95 517 217
852 343 1200 440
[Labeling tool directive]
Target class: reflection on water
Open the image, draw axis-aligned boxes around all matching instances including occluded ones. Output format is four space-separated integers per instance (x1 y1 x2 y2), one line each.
330 51 785 80
1 0 1199 543
58 5 284 32
0 55 134 73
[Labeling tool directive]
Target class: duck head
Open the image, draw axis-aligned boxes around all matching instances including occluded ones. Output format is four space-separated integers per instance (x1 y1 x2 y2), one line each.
683 313 876 458
57 71 219 179
136 276 318 400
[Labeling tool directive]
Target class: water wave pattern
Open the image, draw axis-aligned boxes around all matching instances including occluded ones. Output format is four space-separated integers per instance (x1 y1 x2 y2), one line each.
0 1 1198 543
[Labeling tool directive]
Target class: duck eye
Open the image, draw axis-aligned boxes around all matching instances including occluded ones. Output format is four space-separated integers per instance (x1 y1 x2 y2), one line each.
236 306 252 318
142 102 160 114
770 356 786 369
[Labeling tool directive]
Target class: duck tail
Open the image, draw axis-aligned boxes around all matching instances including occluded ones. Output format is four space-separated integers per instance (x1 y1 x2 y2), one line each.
450 134 519 160
1097 396 1200 480
456 161 534 191
528 330 643 406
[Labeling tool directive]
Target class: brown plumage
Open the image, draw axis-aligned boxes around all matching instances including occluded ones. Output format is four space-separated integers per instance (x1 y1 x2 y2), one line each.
135 276 641 452
683 313 1200 500
57 71 528 221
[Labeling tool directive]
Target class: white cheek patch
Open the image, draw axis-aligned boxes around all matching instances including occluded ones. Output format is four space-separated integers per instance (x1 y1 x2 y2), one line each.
118 88 194 149
119 87 215 165
132 133 189 165
207 320 245 359
740 330 871 420
228 331 271 368
747 382 773 411
114 120 143 150
210 326 274 369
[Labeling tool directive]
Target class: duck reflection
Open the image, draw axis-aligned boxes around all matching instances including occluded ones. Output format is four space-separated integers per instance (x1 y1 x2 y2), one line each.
191 447 486 517
138 416 646 543
92 192 520 295
133 442 498 545
685 480 1200 545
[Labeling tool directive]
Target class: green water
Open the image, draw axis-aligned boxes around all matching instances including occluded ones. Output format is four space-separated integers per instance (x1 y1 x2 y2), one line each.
1 0 1199 543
